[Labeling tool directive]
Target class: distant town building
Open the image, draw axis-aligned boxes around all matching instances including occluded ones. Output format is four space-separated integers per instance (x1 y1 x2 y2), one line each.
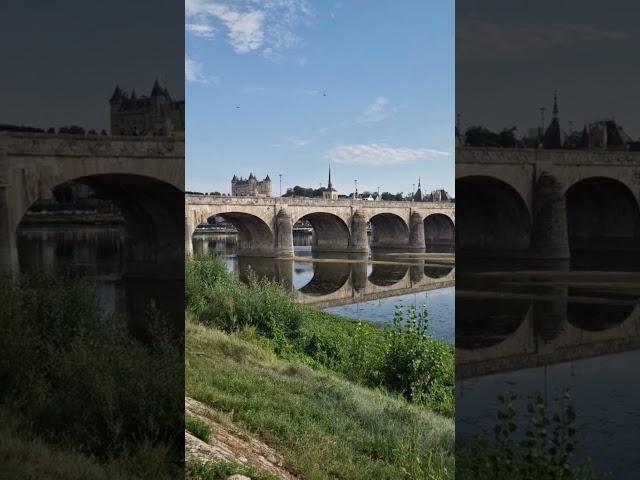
110 80 184 136
430 189 451 202
231 173 272 197
322 166 339 200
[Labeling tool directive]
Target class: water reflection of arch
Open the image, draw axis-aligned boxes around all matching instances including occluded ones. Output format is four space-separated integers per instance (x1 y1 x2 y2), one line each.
368 261 410 287
298 261 351 296
456 296 533 351
293 212 351 252
565 177 640 254
424 264 454 279
236 257 293 290
457 291 640 379
456 175 531 256
205 213 274 256
369 213 409 249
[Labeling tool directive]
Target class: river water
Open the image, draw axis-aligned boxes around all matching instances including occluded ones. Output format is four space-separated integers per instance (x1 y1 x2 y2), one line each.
15 226 455 344
16 224 184 335
457 256 640 479
193 231 455 343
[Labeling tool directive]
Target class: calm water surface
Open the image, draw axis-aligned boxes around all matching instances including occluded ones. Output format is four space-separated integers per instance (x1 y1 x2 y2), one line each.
17 225 183 332
195 231 456 342
457 256 640 479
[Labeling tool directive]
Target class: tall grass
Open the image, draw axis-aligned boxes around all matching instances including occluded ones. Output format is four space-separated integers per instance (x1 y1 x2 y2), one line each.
185 255 454 416
187 322 455 480
0 273 184 479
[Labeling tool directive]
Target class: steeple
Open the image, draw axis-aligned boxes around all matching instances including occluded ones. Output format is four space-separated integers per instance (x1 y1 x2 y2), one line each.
552 90 559 119
151 79 163 97
327 165 333 190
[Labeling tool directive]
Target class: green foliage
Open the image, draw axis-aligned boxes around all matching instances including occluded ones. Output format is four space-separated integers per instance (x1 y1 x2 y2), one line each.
0 273 184 479
186 458 280 480
457 391 608 479
381 305 454 416
187 256 303 352
186 256 454 416
464 125 518 148
186 416 212 443
187 323 454 480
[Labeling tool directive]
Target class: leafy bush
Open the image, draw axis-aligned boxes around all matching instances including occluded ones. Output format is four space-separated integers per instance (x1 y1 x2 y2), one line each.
0 273 184 479
457 391 608 479
186 416 212 443
186 256 303 352
381 305 454 416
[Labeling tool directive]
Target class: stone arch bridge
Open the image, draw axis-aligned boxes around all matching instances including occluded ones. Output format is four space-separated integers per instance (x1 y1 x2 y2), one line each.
0 133 184 277
186 195 455 257
457 147 640 258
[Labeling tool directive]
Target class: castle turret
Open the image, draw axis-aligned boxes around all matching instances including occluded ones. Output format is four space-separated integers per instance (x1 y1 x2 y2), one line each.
151 79 164 97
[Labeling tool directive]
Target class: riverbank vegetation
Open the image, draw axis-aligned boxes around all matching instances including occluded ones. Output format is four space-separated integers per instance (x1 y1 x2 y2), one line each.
457 391 609 480
0 274 184 479
185 255 455 479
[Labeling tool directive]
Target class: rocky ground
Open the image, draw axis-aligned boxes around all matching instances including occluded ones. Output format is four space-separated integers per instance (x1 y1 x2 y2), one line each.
185 397 298 480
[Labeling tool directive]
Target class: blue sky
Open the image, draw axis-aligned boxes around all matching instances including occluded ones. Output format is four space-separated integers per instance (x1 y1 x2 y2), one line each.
186 0 454 196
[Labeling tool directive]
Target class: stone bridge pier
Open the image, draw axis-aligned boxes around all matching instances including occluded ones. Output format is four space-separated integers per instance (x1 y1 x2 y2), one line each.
185 196 455 258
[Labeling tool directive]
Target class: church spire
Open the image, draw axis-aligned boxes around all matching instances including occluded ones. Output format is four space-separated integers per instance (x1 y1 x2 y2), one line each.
552 90 559 119
327 165 333 190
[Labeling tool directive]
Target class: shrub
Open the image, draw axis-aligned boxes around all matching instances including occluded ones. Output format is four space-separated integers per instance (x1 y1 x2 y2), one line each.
381 305 454 416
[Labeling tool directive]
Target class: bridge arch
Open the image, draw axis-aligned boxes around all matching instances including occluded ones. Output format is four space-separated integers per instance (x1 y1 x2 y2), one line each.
293 212 351 252
203 212 274 257
17 173 184 278
565 177 640 253
424 213 455 248
456 175 531 256
369 213 409 249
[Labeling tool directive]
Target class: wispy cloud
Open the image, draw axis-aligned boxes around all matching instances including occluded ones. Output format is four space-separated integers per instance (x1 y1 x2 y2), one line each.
294 88 320 96
457 18 629 62
186 0 312 58
186 54 218 84
242 84 265 93
288 136 310 147
358 96 397 123
186 23 216 38
317 96 397 134
325 144 449 166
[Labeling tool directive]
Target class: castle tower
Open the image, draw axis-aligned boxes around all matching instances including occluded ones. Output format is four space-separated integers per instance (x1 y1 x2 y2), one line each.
109 85 124 134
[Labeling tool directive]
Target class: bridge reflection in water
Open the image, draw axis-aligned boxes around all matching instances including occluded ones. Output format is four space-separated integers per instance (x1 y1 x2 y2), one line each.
193 233 455 309
456 255 640 479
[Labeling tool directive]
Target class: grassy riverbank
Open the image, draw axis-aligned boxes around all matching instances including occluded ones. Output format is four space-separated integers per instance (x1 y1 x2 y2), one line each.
0 274 184 479
186 256 455 479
